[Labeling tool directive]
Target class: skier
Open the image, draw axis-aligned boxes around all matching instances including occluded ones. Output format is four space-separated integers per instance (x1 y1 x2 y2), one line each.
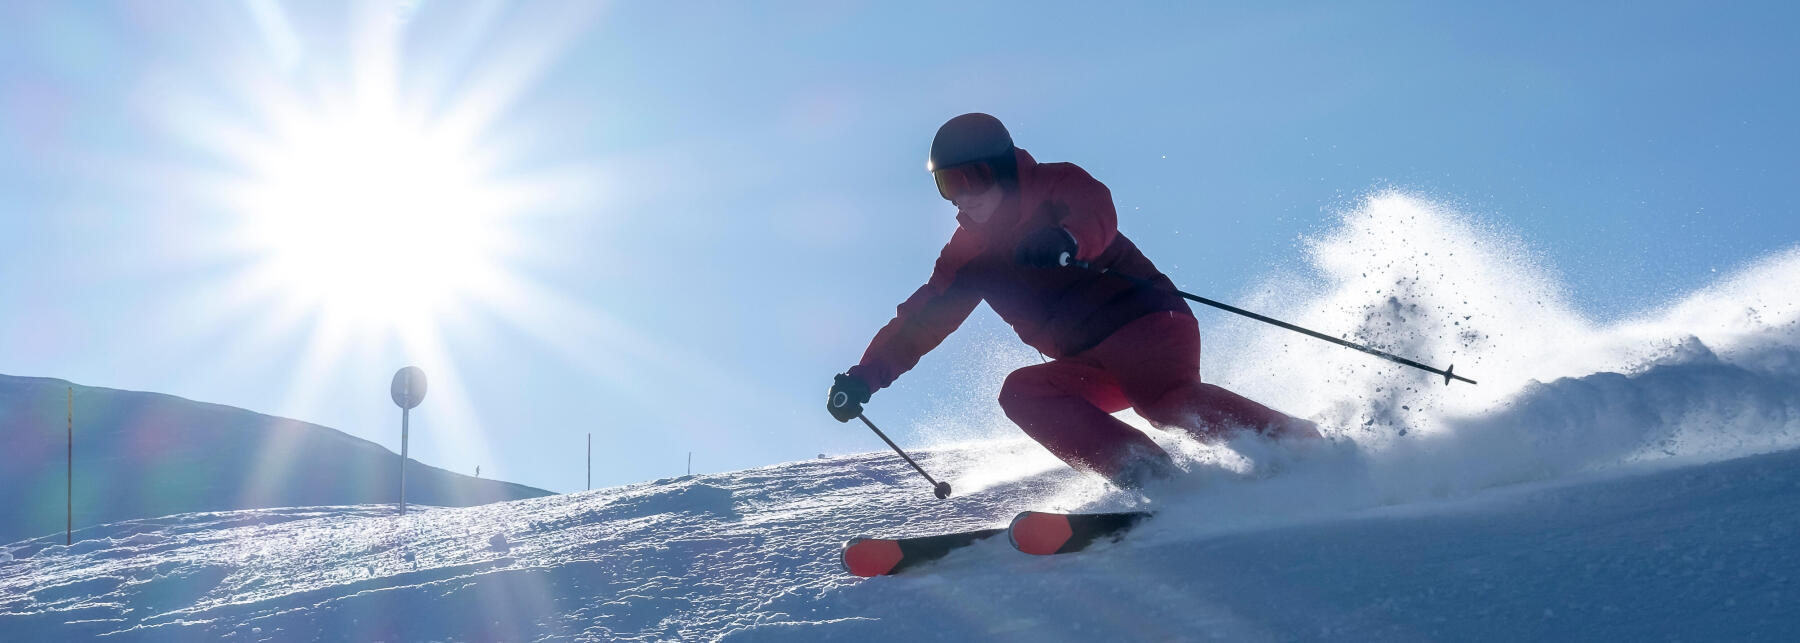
828 113 1320 488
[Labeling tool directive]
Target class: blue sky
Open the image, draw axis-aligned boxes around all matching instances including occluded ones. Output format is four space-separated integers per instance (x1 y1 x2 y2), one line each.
2 1 1796 493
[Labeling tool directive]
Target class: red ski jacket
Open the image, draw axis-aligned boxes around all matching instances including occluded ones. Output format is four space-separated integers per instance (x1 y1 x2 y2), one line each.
848 148 1192 391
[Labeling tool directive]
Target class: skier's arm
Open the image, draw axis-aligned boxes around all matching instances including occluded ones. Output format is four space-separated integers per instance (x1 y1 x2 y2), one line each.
846 234 982 391
1045 166 1118 263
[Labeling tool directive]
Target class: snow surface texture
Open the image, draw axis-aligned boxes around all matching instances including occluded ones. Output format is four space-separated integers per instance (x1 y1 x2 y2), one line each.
4 193 1798 640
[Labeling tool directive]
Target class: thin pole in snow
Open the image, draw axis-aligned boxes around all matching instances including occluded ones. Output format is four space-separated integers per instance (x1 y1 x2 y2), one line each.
67 387 72 546
687 452 692 476
400 407 409 516
586 433 591 491
389 367 426 518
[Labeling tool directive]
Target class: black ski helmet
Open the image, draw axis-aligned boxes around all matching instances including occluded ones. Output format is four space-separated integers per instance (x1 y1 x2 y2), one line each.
928 113 1014 172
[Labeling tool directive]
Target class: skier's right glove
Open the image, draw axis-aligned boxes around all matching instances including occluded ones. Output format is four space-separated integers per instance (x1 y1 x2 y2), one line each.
827 373 872 423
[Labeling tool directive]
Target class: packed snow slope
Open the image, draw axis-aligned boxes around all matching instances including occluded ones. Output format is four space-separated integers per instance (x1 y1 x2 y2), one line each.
0 375 552 545
4 193 1798 640
3 440 1799 640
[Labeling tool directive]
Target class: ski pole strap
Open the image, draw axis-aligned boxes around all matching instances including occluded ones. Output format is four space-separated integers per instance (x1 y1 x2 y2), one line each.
1069 260 1476 386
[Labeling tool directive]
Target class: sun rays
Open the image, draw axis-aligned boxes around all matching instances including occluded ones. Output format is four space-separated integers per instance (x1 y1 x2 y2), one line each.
224 102 513 334
137 2 616 498
127 0 798 512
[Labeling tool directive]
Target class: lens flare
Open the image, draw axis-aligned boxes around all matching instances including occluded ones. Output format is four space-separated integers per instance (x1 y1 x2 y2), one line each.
230 103 508 332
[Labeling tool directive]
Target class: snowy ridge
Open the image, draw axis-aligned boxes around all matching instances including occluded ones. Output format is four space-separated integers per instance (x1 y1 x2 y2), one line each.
4 194 1798 639
0 374 553 545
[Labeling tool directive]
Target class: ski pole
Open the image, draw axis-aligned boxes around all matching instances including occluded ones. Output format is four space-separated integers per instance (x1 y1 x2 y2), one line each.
1061 253 1476 386
855 412 953 499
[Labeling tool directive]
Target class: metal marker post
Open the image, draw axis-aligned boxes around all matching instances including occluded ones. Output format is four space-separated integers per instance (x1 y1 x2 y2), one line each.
67 387 72 545
400 407 410 515
390 367 428 516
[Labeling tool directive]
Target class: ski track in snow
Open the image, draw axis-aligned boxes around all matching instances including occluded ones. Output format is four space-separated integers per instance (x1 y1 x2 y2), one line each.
4 193 1800 640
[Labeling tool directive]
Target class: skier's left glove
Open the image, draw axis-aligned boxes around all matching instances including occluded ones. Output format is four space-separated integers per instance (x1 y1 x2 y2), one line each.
1015 226 1078 268
827 373 872 423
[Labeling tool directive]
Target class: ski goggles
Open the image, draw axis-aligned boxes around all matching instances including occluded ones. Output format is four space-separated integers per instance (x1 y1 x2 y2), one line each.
932 162 996 200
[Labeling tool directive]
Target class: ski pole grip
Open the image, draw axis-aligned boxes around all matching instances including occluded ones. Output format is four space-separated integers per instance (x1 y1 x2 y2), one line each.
831 391 848 408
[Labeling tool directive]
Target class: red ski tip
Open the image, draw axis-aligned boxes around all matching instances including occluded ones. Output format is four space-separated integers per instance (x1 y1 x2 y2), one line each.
841 537 904 577
1009 511 1073 556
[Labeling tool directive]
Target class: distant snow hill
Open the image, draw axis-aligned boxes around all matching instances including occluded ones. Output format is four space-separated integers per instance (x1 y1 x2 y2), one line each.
0 374 550 545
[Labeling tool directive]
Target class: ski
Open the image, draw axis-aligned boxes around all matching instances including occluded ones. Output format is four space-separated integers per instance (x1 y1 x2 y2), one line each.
840 510 1153 576
840 527 1005 577
1007 510 1153 556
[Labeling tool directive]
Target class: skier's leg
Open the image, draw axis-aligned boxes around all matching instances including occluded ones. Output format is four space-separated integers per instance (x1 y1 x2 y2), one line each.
1093 312 1321 441
1140 382 1321 441
997 360 1174 482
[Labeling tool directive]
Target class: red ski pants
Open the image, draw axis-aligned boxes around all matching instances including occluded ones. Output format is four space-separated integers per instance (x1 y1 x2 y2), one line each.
998 311 1318 478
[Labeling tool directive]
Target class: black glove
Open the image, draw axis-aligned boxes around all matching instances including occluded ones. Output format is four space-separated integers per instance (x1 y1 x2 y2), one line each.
1015 226 1077 268
827 373 872 423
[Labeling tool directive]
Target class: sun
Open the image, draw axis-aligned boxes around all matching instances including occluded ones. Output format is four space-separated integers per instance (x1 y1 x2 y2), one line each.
230 102 512 334
172 2 610 346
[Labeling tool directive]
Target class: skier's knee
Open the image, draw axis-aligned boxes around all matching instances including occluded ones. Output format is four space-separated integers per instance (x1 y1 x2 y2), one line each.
996 370 1037 418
